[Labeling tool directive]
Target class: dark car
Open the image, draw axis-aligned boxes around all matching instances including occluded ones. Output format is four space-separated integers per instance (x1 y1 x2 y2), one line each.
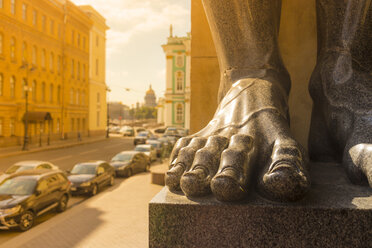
5 161 60 174
133 131 155 145
110 151 150 177
68 161 115 196
0 170 70 231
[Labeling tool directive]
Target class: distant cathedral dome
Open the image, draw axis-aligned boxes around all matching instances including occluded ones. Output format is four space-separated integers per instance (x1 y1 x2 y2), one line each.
144 85 157 107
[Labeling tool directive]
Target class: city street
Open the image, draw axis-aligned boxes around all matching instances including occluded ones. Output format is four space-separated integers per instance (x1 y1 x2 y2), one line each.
0 136 137 244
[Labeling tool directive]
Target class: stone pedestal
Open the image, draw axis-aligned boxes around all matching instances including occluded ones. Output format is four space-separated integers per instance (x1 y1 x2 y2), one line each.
149 163 372 248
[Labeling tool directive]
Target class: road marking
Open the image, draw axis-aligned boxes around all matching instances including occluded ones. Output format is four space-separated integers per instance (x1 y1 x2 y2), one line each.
104 143 128 149
51 155 73 162
79 149 99 155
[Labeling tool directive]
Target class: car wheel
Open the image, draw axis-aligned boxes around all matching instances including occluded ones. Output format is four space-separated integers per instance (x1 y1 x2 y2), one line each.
127 169 133 177
109 175 115 186
19 211 35 231
56 194 69 213
90 184 98 196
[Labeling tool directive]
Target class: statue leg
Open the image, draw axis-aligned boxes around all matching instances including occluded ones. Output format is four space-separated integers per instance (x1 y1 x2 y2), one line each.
165 0 310 202
309 0 372 186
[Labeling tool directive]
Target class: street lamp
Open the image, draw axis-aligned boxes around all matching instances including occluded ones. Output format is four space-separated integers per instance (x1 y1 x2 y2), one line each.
106 87 111 138
20 63 36 151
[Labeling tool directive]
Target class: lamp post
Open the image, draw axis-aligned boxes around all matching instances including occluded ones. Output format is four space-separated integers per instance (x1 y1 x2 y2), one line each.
20 63 36 151
106 87 111 138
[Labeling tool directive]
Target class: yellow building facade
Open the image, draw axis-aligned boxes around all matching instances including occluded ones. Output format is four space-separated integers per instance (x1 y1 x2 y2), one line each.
79 5 108 137
0 0 93 147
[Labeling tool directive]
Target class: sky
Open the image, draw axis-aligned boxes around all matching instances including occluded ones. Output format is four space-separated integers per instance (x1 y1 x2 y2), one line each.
72 0 191 107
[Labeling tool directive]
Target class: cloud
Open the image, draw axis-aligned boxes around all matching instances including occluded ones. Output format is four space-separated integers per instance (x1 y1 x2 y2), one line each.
72 0 191 105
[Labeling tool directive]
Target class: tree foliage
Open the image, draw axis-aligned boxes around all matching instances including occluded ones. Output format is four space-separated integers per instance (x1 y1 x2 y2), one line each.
130 106 157 120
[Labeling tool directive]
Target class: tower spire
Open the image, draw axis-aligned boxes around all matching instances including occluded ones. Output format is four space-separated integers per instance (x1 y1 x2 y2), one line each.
170 24 173 37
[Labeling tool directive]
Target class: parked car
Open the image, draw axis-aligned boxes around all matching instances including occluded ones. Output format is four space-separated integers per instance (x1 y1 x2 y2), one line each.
110 151 150 177
109 126 120 134
0 169 70 231
68 161 115 196
133 131 155 145
135 144 157 162
146 139 163 157
5 161 60 174
164 127 187 139
136 128 146 134
119 126 134 136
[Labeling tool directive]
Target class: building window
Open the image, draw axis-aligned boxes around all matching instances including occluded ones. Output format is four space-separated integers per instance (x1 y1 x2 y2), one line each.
97 93 100 103
32 46 37 65
77 62 80 80
0 118 3 136
11 0 15 15
10 76 15 98
77 33 80 47
10 118 15 136
32 80 36 101
22 42 27 63
57 55 61 74
50 19 54 35
57 85 61 103
22 78 27 98
71 118 74 132
176 71 184 91
176 55 184 68
96 59 99 75
56 118 60 133
82 64 86 81
58 24 62 38
10 37 16 61
83 37 86 50
76 90 79 105
0 0 3 9
176 104 184 123
70 89 74 104
82 118 85 130
41 82 45 102
71 59 75 78
50 52 54 72
71 30 75 45
22 3 27 21
81 91 85 105
41 49 46 69
0 73 3 96
96 35 99 46
49 84 53 103
32 10 37 27
0 33 3 55
97 111 100 127
42 15 46 32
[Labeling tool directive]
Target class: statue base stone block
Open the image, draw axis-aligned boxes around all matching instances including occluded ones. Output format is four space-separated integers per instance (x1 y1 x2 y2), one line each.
149 163 372 248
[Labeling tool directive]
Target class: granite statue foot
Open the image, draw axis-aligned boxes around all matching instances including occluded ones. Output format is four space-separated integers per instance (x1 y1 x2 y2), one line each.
309 0 372 187
166 76 310 202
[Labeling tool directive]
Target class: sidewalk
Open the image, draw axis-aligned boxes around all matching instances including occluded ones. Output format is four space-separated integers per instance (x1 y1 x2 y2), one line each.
0 162 168 248
0 136 107 159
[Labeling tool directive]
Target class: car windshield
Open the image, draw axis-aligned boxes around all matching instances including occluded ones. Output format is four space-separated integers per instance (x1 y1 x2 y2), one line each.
138 132 148 137
135 146 150 152
111 153 134 162
0 177 37 195
71 164 97 175
5 165 34 174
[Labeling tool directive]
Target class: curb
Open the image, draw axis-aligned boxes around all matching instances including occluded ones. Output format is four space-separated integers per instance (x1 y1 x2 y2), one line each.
0 137 107 159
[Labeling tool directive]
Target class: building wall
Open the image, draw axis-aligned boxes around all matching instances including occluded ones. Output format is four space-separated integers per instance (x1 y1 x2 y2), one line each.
79 5 108 136
0 0 92 146
190 0 316 149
